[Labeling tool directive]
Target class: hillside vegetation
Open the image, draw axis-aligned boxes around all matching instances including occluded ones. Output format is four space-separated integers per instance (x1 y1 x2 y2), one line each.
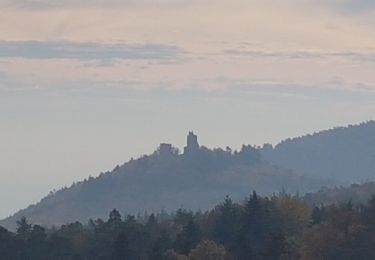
0 143 321 230
2 192 375 259
304 182 375 207
262 121 375 183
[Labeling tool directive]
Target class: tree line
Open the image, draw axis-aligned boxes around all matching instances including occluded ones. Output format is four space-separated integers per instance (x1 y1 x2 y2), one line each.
1 192 375 259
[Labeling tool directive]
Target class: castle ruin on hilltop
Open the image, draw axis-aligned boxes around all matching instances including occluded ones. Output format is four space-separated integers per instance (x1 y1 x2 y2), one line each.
184 131 200 155
158 131 200 156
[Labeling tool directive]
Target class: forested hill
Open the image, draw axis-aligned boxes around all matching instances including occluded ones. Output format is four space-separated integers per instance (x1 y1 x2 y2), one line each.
262 120 375 183
304 182 375 207
0 142 322 230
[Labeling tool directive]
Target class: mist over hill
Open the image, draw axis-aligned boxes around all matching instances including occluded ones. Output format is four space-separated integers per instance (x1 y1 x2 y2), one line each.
262 121 375 184
0 132 322 230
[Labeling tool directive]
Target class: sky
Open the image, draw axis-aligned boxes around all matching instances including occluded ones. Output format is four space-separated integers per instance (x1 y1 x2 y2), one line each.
1 0 375 219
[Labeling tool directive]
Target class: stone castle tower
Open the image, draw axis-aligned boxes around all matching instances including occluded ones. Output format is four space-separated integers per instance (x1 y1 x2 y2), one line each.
184 131 199 154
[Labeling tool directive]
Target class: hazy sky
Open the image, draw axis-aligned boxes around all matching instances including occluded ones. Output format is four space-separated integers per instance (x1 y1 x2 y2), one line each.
1 0 375 219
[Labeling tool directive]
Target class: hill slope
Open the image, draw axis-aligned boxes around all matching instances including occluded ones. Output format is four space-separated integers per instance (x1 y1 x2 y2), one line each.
304 182 375 207
262 121 375 183
0 143 322 229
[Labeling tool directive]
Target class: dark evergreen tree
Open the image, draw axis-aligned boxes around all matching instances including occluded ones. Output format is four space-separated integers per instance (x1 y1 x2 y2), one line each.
16 216 32 238
112 232 133 260
212 196 241 251
175 217 201 254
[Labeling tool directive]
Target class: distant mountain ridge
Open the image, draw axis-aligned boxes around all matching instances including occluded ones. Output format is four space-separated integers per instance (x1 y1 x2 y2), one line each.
0 132 322 230
262 120 375 183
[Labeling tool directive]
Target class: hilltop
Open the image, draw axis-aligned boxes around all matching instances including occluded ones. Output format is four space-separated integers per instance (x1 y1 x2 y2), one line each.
0 132 321 229
4 120 375 230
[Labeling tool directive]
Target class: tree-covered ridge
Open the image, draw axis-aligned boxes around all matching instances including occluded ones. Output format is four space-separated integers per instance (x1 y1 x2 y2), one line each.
304 181 375 207
262 120 375 183
1 192 375 260
0 144 322 230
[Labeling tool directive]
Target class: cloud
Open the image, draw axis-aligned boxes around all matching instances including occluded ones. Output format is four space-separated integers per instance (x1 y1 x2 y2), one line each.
329 51 375 62
2 0 375 15
290 0 375 14
0 41 184 61
222 49 322 60
222 49 375 63
279 0 375 13
0 0 124 9
335 0 375 13
0 0 191 10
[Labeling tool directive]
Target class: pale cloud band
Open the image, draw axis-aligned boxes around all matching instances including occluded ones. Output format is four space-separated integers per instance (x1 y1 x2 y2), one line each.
1 0 375 13
0 41 183 61
222 49 375 63
0 0 375 93
336 0 375 13
0 0 190 9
